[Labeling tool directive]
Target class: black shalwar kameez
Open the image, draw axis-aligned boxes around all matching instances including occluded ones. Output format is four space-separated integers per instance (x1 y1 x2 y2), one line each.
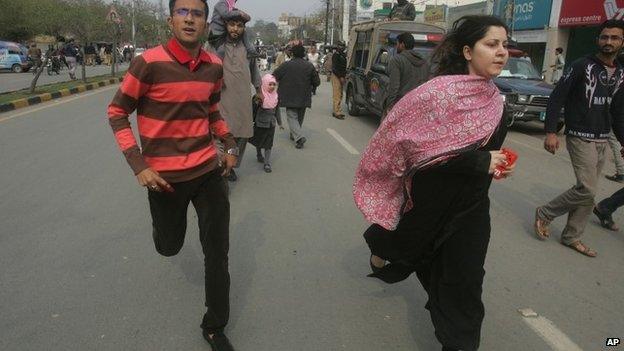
364 122 507 351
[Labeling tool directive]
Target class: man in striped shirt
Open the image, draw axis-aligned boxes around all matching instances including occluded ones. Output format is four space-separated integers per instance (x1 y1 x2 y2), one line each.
107 0 237 349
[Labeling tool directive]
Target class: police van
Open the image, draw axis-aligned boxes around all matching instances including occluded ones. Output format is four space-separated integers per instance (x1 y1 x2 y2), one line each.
345 20 444 117
0 41 30 73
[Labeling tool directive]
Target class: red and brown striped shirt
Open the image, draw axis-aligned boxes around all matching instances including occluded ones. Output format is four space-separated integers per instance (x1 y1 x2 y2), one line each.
107 38 235 183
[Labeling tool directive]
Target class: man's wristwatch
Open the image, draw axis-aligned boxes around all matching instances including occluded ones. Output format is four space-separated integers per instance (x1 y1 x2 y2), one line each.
226 147 240 156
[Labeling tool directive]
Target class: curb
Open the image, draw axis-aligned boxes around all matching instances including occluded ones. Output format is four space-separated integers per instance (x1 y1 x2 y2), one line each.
0 77 124 113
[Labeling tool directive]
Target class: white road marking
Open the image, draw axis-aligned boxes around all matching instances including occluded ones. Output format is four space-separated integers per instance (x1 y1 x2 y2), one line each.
519 309 583 351
0 84 118 123
327 128 360 155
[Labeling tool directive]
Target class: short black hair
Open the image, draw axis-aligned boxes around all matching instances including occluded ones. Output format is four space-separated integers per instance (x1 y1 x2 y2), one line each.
169 0 209 19
555 47 563 53
397 32 415 50
291 45 305 58
599 19 624 35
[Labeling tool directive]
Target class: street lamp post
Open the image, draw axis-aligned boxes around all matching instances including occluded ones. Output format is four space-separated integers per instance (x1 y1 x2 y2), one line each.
132 0 137 50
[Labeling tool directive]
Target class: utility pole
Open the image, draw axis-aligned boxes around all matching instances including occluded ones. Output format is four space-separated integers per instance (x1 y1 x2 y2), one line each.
159 0 164 43
330 0 335 45
342 0 350 43
132 0 137 49
324 0 330 45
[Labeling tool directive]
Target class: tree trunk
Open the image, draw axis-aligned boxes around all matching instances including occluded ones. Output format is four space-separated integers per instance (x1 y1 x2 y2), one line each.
30 56 50 94
112 36 116 77
81 47 87 83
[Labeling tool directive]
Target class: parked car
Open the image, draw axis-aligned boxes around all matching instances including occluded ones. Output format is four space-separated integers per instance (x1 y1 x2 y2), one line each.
345 20 445 117
495 57 564 131
0 40 30 73
134 48 146 57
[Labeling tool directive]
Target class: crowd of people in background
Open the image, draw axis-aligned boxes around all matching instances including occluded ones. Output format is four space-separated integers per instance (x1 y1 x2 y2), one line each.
23 38 142 80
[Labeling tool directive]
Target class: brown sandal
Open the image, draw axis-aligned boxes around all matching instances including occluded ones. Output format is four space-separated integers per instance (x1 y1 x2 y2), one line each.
534 208 550 240
563 241 597 257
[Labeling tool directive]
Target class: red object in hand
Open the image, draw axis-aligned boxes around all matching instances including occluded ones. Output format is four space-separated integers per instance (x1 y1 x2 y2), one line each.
493 148 518 179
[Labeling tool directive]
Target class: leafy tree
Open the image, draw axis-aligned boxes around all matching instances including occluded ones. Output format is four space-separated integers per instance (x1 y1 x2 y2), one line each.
65 0 109 82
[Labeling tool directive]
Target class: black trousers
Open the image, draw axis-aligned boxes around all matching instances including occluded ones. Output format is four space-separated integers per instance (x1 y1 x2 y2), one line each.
365 204 489 351
598 186 624 215
364 165 492 351
234 137 248 168
148 169 230 333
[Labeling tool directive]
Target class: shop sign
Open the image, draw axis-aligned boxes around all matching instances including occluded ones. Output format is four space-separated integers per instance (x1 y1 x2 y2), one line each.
494 0 553 30
559 0 624 27
357 0 375 20
424 5 446 23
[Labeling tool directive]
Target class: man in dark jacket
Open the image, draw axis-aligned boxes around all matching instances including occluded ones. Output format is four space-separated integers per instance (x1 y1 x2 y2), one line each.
273 44 320 149
331 42 347 119
62 39 79 80
389 0 416 21
385 32 430 112
535 20 624 257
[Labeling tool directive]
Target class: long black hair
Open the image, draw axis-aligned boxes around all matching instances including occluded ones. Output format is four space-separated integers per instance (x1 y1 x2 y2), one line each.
432 15 509 76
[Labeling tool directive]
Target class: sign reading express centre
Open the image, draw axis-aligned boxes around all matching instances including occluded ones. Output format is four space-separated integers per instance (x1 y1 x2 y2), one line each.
559 0 624 27
494 0 552 30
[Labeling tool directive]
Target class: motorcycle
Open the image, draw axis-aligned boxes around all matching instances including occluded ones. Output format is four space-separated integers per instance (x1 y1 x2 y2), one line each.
46 55 62 75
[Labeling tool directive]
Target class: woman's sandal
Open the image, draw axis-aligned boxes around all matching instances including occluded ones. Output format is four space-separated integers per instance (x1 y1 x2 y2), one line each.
563 240 597 257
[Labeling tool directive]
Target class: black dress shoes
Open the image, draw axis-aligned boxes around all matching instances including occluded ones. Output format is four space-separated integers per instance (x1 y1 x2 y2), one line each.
295 137 306 149
203 330 235 351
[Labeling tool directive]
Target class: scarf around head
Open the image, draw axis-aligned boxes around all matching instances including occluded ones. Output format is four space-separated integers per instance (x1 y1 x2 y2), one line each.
353 75 504 230
261 74 279 109
226 0 236 11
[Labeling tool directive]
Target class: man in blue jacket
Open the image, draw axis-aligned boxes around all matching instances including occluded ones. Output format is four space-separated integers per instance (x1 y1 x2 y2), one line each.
535 20 624 257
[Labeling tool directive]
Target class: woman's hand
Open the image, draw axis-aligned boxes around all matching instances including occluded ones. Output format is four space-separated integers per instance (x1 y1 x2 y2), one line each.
488 150 507 175
499 162 516 178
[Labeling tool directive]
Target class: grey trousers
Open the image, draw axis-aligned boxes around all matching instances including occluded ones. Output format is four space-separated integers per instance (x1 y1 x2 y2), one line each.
286 108 306 142
234 137 247 168
538 136 607 244
607 131 624 175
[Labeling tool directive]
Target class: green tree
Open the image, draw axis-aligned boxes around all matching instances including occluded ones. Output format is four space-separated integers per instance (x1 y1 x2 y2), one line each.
65 0 109 82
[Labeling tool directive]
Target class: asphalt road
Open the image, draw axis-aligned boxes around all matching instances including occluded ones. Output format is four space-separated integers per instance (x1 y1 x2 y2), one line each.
0 63 129 94
0 80 623 351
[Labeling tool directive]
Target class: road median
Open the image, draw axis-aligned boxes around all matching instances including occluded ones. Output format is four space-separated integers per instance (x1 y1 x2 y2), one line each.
0 73 125 113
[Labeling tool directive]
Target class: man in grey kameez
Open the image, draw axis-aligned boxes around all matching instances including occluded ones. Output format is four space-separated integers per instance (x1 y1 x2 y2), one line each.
213 10 261 181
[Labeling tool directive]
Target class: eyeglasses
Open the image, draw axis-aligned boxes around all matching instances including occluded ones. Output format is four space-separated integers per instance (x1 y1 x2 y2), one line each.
173 8 205 18
599 35 623 41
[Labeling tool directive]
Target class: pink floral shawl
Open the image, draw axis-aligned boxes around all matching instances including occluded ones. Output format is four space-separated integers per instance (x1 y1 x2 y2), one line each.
353 75 504 230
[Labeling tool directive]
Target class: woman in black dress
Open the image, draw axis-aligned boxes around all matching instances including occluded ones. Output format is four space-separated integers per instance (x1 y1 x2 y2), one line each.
353 16 514 351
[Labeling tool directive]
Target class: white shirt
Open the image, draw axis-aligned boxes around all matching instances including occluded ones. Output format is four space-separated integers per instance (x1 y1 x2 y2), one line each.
307 52 320 70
